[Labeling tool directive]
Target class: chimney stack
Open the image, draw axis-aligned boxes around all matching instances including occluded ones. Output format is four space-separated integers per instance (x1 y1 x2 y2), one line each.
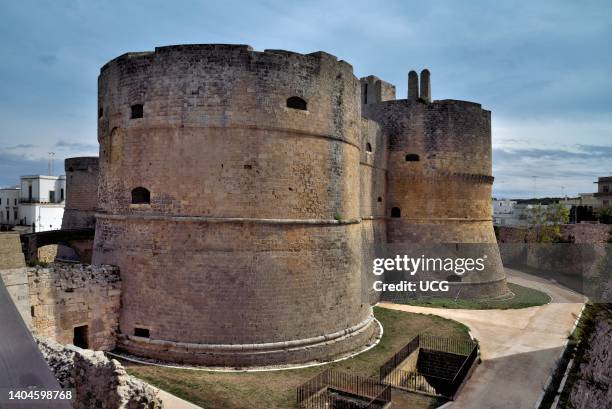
408 70 419 101
420 69 431 102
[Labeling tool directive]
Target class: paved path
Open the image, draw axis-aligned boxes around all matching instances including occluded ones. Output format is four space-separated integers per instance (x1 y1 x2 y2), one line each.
379 268 585 409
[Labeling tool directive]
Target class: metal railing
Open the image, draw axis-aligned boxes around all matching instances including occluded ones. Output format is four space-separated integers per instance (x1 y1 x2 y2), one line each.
379 334 478 399
297 369 391 409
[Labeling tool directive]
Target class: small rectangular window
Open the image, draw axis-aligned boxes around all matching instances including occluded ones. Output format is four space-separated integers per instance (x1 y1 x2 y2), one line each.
131 104 144 119
134 327 150 338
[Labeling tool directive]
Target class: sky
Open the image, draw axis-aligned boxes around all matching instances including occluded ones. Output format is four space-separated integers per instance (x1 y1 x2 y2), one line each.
0 0 610 198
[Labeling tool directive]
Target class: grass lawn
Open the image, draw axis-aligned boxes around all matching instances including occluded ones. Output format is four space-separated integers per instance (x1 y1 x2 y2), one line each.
123 306 470 409
395 282 551 310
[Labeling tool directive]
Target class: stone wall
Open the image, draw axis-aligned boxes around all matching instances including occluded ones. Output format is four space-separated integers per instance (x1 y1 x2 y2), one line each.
0 232 32 327
62 157 100 230
360 117 387 304
496 224 610 245
569 308 612 409
29 263 121 350
496 224 610 272
36 337 163 409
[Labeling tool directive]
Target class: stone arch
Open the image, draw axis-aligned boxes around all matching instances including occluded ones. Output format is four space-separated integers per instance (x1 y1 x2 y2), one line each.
405 153 420 162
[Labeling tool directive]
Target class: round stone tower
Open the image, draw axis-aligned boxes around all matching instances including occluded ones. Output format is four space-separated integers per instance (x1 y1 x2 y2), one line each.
363 72 509 299
92 44 378 366
62 157 99 230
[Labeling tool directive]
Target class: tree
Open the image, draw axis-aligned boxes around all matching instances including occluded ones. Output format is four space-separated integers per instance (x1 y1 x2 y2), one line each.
597 206 612 224
524 203 570 243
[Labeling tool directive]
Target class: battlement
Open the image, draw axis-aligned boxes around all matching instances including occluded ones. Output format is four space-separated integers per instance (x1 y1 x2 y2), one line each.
360 75 396 105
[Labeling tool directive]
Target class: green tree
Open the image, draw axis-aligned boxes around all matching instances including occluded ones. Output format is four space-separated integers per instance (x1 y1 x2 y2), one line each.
524 203 570 243
597 206 612 224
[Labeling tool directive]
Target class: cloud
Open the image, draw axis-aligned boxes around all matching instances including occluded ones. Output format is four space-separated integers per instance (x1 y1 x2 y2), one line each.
55 139 98 152
494 145 612 161
492 144 610 198
0 152 48 187
6 144 36 150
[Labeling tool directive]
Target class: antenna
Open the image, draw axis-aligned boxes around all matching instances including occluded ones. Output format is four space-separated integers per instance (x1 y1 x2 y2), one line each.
47 152 55 175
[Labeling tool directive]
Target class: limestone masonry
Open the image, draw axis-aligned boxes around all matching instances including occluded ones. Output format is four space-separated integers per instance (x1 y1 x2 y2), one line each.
77 44 508 366
28 263 121 351
36 337 163 409
62 156 99 230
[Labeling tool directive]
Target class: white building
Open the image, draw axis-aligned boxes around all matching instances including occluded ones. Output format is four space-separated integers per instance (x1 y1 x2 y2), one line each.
0 187 20 226
19 175 66 232
20 175 66 204
1 175 66 232
492 199 520 226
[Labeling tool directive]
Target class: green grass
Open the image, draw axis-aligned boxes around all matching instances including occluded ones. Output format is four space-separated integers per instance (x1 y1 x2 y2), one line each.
123 307 471 409
397 282 551 310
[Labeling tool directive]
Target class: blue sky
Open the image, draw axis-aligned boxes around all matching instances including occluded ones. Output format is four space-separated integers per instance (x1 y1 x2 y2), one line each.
1 0 610 197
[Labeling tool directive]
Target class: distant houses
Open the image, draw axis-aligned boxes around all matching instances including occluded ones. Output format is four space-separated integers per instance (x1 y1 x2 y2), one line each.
494 176 611 226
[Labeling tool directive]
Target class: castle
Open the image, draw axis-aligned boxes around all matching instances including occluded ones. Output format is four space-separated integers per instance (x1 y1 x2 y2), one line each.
60 44 508 367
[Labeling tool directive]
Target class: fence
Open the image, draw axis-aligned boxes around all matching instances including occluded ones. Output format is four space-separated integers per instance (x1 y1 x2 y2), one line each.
297 369 392 409
379 334 478 399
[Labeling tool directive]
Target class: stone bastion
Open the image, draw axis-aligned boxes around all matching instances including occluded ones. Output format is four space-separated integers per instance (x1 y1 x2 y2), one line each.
92 44 379 366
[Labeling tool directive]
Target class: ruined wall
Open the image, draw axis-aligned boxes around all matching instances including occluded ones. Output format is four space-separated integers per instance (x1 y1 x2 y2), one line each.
0 232 31 327
569 308 612 409
497 224 610 245
36 337 163 409
363 98 508 299
93 44 377 366
62 157 99 229
29 263 121 350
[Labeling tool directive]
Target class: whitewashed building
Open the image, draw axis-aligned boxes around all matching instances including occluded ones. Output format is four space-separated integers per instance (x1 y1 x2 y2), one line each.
0 175 66 232
492 199 520 226
0 187 20 226
18 175 66 232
